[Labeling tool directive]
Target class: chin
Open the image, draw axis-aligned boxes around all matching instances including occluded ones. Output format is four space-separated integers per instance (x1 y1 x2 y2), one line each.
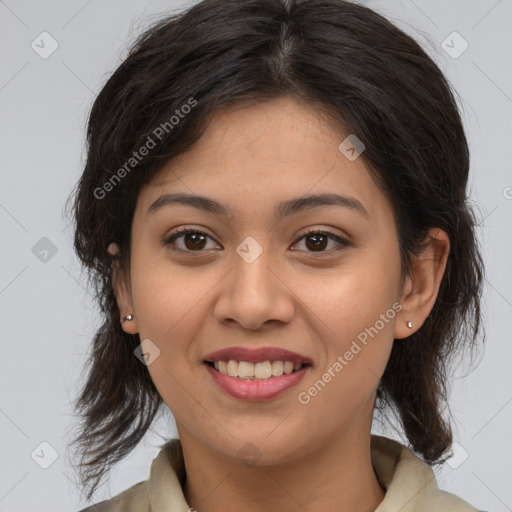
207 431 306 468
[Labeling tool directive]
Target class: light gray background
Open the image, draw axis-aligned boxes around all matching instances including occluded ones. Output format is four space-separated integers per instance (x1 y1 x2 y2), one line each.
0 0 511 510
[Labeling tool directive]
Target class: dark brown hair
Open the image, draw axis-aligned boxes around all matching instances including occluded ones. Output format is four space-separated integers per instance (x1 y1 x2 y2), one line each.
66 0 485 501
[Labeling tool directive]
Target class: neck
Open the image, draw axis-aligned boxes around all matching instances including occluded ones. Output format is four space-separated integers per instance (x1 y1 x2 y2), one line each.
178 422 385 512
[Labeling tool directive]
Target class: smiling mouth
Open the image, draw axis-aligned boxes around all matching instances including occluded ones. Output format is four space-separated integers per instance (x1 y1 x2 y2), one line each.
204 360 311 380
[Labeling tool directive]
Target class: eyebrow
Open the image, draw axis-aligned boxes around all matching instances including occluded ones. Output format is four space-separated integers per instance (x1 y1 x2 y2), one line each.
146 192 370 220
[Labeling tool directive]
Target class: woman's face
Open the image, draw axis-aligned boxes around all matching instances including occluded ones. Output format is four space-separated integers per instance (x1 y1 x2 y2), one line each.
118 96 410 464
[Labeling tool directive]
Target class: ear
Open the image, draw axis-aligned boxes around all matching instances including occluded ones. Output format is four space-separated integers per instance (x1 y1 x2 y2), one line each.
108 242 139 335
394 228 450 339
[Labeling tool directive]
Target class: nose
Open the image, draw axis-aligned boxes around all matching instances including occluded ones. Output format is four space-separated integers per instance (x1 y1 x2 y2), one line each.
213 245 295 331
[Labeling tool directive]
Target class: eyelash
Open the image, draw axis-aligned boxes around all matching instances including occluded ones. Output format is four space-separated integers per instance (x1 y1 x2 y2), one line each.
163 226 350 257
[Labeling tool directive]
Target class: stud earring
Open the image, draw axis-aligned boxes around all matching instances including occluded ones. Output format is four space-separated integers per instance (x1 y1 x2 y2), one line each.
406 320 413 329
121 314 134 324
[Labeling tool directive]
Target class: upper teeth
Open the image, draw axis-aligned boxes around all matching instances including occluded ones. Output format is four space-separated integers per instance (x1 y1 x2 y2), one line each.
212 360 303 379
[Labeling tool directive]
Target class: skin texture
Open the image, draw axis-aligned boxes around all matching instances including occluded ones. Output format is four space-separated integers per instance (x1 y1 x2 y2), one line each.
111 96 450 512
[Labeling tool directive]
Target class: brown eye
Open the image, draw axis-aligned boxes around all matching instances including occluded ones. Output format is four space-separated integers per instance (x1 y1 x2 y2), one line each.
164 228 216 252
293 229 350 256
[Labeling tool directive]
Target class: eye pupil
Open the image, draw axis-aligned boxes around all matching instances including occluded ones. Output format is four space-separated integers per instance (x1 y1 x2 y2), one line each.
185 232 207 250
306 233 328 251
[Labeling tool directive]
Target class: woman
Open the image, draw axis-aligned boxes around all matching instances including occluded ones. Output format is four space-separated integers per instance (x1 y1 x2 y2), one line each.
68 0 487 510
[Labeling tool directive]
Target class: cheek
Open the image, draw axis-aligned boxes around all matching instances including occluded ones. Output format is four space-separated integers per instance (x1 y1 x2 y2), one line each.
130 264 208 415
313 248 401 340
309 244 401 389
128 255 219 396
296 284 398 434
130 249 213 342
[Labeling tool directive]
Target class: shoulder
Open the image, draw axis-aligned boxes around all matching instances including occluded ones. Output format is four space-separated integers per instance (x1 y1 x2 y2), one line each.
426 488 486 512
75 439 185 512
76 480 148 512
370 435 484 512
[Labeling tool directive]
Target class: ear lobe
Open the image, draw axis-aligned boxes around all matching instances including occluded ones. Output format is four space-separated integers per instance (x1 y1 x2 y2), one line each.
394 228 450 339
108 242 138 335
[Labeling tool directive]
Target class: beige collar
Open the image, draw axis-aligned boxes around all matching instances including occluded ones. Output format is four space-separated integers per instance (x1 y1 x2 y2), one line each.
146 434 479 512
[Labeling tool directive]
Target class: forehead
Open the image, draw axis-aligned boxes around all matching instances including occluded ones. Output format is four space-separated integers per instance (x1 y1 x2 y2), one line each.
136 97 393 225
153 97 347 178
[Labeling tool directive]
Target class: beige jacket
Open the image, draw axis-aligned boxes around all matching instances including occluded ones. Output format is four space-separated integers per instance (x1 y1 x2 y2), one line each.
78 435 484 512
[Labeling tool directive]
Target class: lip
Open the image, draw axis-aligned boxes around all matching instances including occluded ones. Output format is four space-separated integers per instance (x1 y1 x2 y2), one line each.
203 346 313 364
204 363 311 401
